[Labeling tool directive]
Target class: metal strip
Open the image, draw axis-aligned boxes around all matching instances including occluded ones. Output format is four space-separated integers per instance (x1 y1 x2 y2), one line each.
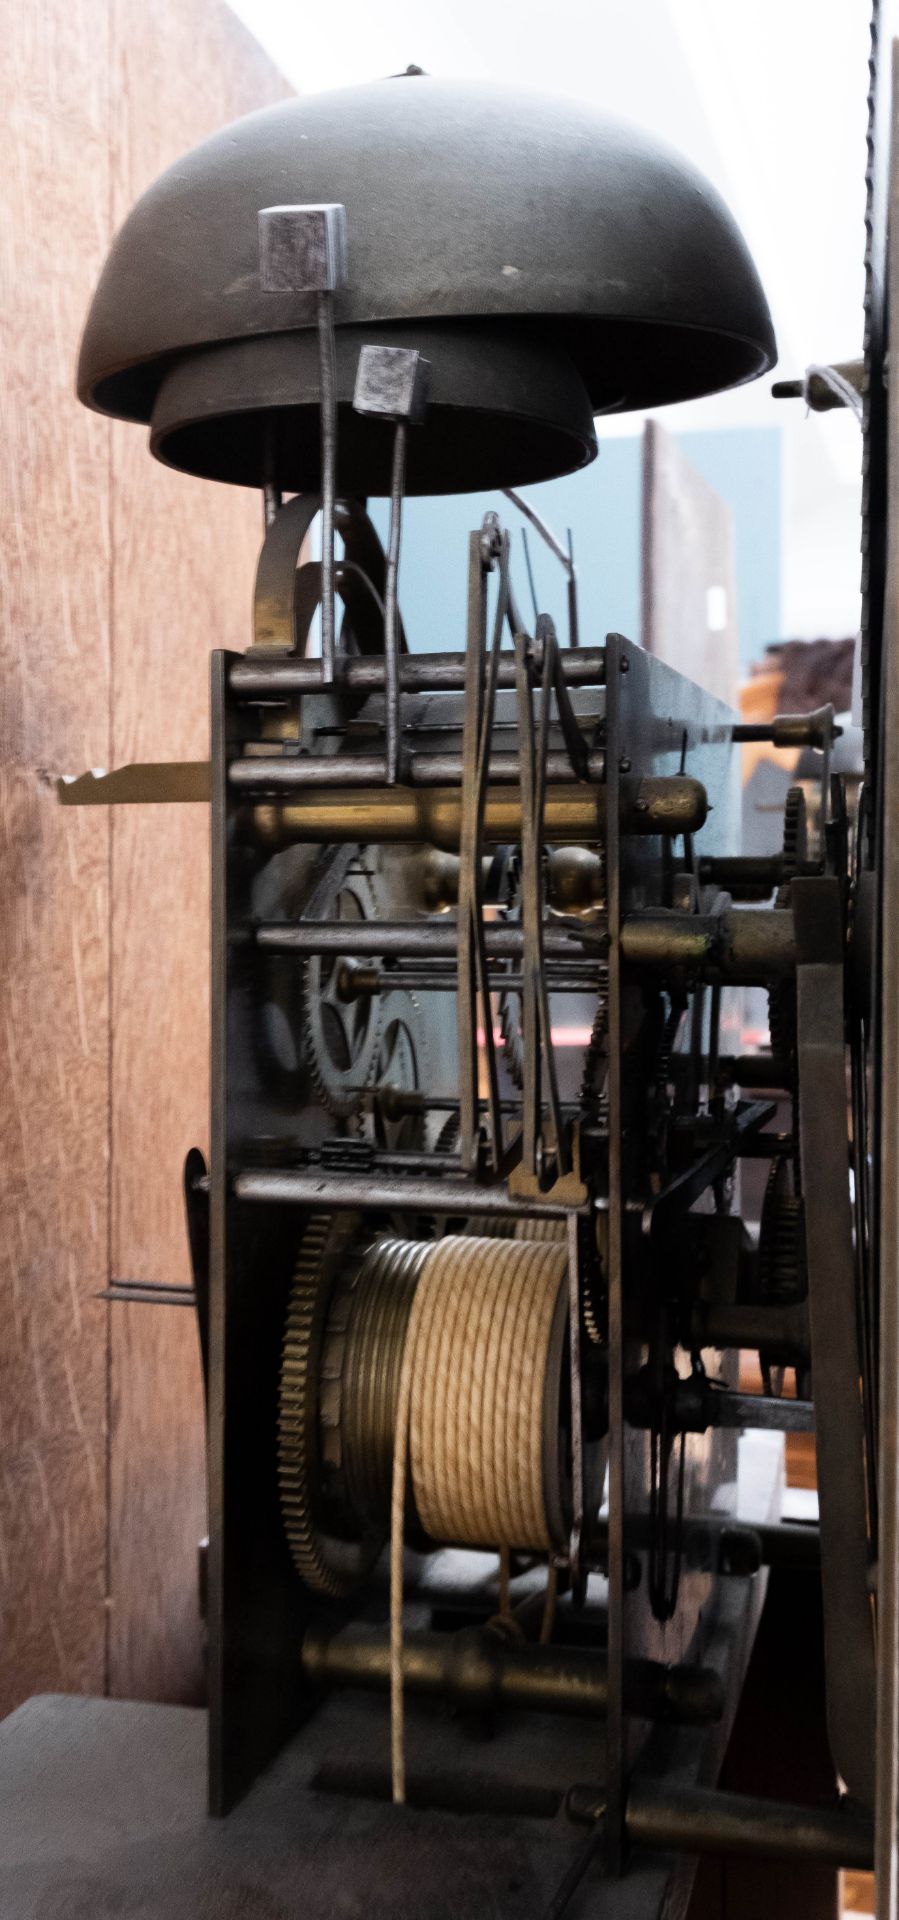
457 532 488 1171
604 631 626 1869
468 534 511 1172
317 289 337 682
252 494 321 652
877 36 899 1915
383 420 406 783
534 622 567 1171
515 628 542 1174
207 651 230 1815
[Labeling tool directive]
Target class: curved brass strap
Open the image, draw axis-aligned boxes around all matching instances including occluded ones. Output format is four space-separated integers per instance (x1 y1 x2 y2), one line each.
252 493 407 656
253 493 321 651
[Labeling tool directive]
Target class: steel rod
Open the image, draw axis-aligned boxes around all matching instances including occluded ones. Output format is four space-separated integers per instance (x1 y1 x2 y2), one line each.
234 1166 587 1219
230 748 605 791
254 920 599 961
100 1285 197 1307
623 1779 873 1869
229 645 607 696
339 970 598 996
384 419 406 784
708 1392 815 1433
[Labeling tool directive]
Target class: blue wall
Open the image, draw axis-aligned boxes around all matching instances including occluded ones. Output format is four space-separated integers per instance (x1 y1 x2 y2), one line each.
371 425 781 673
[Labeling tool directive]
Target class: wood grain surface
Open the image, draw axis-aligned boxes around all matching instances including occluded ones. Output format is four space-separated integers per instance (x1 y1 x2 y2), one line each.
106 0 289 1702
1 0 289 1715
0 0 112 1715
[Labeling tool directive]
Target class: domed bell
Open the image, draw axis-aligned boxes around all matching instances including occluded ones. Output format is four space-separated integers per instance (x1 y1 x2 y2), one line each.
78 74 776 495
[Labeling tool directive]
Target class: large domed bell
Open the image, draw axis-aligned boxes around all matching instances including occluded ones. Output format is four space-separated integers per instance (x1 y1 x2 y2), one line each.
78 74 776 495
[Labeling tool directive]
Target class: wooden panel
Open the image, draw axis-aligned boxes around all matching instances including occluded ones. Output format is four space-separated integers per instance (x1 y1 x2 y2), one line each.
641 418 740 708
107 0 290 1700
0 0 112 1711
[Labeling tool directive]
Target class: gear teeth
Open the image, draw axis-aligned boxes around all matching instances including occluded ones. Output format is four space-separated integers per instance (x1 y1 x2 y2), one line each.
435 1113 460 1154
767 789 805 1183
580 989 609 1110
279 1213 365 1598
498 987 525 1091
779 787 807 887
862 0 887 852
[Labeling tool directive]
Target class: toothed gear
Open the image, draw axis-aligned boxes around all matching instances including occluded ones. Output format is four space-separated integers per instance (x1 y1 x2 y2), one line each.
779 785 808 888
767 788 806 1182
300 865 383 1119
862 0 889 850
579 987 609 1111
756 1157 806 1399
278 1211 382 1597
435 1113 460 1155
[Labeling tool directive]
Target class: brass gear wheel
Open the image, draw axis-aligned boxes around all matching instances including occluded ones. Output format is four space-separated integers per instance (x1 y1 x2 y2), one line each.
279 1212 429 1595
756 1156 806 1398
767 786 807 1184
279 1211 383 1597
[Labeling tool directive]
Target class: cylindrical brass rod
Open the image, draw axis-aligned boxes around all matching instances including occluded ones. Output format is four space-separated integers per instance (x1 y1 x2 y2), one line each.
249 775 707 851
624 1779 872 1869
252 784 602 850
619 909 795 983
230 644 607 697
301 1624 723 1727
